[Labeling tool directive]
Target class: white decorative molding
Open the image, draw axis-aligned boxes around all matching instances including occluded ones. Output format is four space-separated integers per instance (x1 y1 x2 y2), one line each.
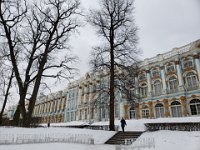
139 40 200 67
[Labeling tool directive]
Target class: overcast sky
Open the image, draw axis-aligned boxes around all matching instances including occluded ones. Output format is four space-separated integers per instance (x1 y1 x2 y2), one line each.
39 0 200 94
2 0 200 107
70 0 200 76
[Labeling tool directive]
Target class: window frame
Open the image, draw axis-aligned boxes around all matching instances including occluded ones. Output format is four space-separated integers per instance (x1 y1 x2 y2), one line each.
155 103 164 118
153 80 162 96
182 58 194 69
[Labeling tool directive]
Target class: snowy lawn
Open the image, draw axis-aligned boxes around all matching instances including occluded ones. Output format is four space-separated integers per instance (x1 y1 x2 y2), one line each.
137 130 200 150
1 116 200 150
0 127 116 144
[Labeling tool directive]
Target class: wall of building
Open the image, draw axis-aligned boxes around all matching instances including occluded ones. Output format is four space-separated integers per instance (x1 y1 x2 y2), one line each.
30 39 200 124
134 39 200 119
33 91 66 124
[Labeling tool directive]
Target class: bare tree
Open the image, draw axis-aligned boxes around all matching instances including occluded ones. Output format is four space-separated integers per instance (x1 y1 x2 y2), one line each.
0 54 14 125
88 0 139 131
0 0 82 127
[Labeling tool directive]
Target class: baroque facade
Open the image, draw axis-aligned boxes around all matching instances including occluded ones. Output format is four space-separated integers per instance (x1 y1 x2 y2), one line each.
134 39 200 119
29 39 200 124
33 91 67 124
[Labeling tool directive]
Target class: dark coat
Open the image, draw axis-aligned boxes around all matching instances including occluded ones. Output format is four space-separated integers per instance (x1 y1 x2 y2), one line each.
120 119 127 127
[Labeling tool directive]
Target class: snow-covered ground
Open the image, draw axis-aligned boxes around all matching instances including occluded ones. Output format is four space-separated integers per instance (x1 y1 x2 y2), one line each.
1 116 200 150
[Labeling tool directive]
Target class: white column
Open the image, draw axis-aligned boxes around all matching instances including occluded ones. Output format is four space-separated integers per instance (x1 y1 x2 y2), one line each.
146 70 152 97
64 93 68 122
175 59 184 90
89 83 93 100
78 86 82 106
54 100 57 112
41 103 44 114
83 84 88 103
45 103 48 113
57 99 60 111
53 101 55 112
50 101 53 112
44 103 46 113
161 66 167 94
120 103 125 119
194 53 200 83
49 102 52 113
34 105 37 114
47 103 49 112
38 105 40 114
135 77 139 95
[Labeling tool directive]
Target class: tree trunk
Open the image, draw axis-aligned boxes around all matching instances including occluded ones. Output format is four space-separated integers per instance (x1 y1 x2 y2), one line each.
25 55 47 127
12 92 27 127
12 105 20 126
109 26 115 131
0 70 13 126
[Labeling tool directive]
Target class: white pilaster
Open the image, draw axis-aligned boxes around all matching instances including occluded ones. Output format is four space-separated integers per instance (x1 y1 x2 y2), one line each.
48 102 50 113
49 102 52 113
78 87 82 105
194 53 200 83
161 66 167 94
175 59 184 90
120 103 125 119
89 83 93 100
44 103 46 113
135 77 139 95
57 99 60 111
146 70 152 97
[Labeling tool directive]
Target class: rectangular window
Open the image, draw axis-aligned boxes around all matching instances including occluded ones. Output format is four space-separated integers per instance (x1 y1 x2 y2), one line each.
171 106 182 117
130 110 135 119
155 107 164 118
142 109 149 118
190 105 197 115
142 87 147 97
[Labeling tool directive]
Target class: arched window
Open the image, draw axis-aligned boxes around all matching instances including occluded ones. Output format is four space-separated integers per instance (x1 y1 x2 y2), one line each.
140 83 148 98
130 107 136 119
183 59 193 69
151 69 160 77
153 80 162 96
171 101 182 117
186 72 198 89
155 103 164 118
142 105 149 118
190 99 200 115
139 73 146 81
166 64 175 73
168 76 178 93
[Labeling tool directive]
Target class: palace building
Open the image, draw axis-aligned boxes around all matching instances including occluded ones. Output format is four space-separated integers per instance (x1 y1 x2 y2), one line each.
28 39 200 124
134 39 200 119
32 91 67 123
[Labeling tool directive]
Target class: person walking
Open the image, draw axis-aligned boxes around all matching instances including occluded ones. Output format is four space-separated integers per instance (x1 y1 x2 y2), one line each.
120 117 127 132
